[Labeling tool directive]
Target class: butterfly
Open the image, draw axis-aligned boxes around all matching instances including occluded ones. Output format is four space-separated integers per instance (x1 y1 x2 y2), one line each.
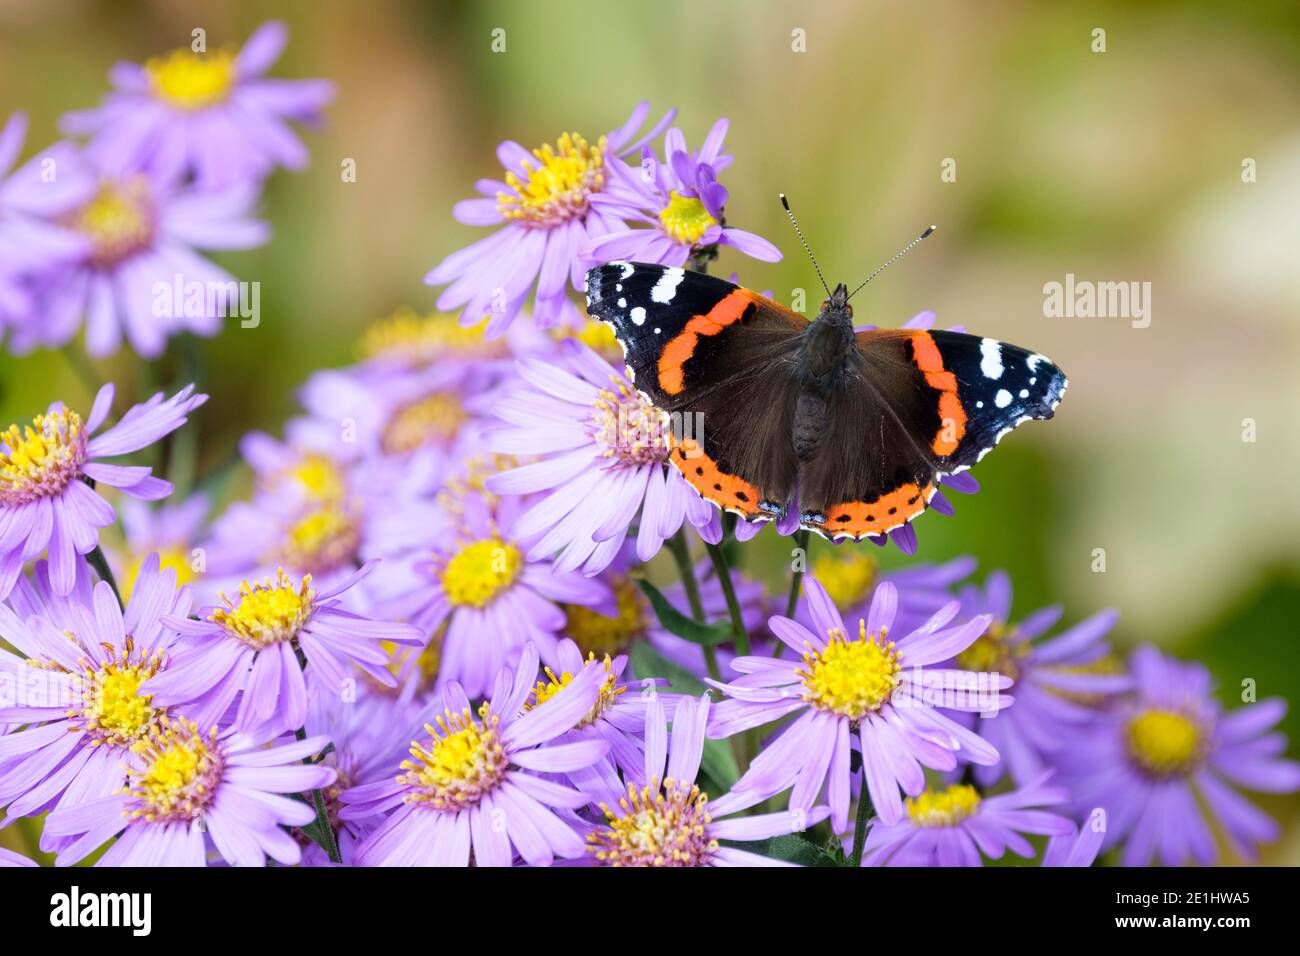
584 261 1067 542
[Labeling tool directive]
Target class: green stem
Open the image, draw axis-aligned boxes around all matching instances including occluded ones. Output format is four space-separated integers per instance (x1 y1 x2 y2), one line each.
784 528 811 619
848 769 874 867
704 540 750 657
85 545 123 609
294 725 342 864
666 530 722 684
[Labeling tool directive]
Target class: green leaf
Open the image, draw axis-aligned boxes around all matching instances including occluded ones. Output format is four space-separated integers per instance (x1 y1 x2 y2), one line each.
741 834 841 867
636 578 732 647
699 737 740 791
629 639 707 695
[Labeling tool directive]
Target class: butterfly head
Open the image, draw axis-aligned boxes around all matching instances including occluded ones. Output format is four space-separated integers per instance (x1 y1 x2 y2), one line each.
819 283 853 324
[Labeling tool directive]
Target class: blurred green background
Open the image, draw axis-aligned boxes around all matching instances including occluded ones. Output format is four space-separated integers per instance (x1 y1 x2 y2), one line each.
1 0 1297 862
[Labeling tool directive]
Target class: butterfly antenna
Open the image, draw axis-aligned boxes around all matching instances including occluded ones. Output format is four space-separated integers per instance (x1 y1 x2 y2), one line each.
779 193 830 297
847 225 936 301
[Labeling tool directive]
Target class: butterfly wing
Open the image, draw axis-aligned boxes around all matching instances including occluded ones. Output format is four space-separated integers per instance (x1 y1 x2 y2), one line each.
585 263 807 519
797 328 1067 540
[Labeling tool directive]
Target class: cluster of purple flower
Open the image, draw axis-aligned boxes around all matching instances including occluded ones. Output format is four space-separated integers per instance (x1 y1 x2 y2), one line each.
1 24 1296 868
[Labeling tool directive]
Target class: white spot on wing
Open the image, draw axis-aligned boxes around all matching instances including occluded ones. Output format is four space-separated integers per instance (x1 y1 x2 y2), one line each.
980 338 1004 379
651 268 685 304
630 306 646 326
995 389 1012 408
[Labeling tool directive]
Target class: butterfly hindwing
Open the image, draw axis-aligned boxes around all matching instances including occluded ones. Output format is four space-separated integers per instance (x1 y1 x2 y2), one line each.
586 262 806 519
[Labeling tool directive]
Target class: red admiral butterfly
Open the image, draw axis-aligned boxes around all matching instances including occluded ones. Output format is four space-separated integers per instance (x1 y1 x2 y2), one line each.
584 205 1067 542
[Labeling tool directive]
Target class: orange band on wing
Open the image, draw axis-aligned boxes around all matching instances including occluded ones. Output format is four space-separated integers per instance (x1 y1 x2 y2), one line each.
669 434 764 519
658 289 754 395
806 482 935 539
911 331 966 456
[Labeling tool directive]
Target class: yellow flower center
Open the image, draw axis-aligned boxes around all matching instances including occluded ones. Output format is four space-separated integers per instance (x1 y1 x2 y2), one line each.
0 409 86 506
590 376 672 466
381 393 466 455
529 655 624 726
799 621 902 720
658 191 718 246
1126 709 1204 778
69 179 155 267
589 780 717 866
956 621 1026 680
120 545 196 603
278 454 346 503
811 553 878 607
145 48 236 109
498 132 606 225
563 576 648 657
906 784 982 828
441 539 523 608
357 309 503 365
210 571 314 649
125 718 222 822
278 504 360 574
79 648 166 747
399 705 508 811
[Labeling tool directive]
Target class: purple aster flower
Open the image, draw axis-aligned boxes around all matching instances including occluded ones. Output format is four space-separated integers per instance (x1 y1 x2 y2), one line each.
424 102 676 336
484 339 717 575
61 21 333 189
41 719 335 867
146 563 422 738
0 847 36 867
526 637 669 796
0 557 200 843
0 382 207 598
340 643 611 866
4 146 268 357
369 486 608 699
945 571 1128 788
856 771 1074 866
1055 644 1300 866
584 692 829 866
707 576 1010 831
582 118 781 267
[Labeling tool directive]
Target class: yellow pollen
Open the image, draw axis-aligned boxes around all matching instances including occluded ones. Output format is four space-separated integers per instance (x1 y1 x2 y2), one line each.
381 393 466 455
956 621 1026 680
124 718 222 822
80 650 165 747
591 376 672 465
498 132 606 224
563 576 648 657
811 553 878 607
905 784 982 827
1126 709 1204 778
279 504 360 573
120 545 196 602
658 191 718 246
70 179 154 267
529 654 624 725
589 779 717 867
357 308 503 365
0 409 85 504
441 539 523 608
210 570 314 649
799 620 901 720
399 704 508 811
145 48 236 109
